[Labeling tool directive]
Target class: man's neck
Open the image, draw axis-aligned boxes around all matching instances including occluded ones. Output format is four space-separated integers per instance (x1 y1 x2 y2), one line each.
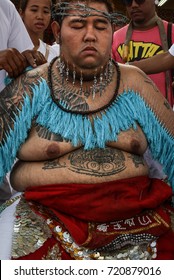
133 13 158 30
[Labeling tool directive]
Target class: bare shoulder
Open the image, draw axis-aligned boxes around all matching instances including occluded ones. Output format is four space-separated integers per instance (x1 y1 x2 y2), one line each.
21 62 49 92
118 63 150 89
0 63 49 142
26 62 49 81
117 63 174 136
118 63 171 106
0 63 49 102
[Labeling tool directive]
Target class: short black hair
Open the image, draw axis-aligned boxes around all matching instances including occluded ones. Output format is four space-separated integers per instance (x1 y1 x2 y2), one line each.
19 0 52 12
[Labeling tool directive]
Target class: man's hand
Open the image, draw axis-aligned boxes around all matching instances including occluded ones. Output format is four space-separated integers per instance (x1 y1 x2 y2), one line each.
0 48 27 78
0 48 47 78
22 49 47 68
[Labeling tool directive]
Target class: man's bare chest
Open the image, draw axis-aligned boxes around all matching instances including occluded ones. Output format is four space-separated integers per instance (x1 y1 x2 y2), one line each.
17 124 147 161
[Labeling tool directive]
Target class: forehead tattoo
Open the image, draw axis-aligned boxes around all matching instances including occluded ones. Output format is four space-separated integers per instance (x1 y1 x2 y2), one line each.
52 1 128 25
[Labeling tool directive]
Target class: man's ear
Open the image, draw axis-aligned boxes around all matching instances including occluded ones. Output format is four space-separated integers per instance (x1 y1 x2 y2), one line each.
51 21 61 43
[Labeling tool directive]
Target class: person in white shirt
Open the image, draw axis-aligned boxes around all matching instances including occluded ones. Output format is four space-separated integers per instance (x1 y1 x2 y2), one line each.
0 0 46 204
0 0 33 91
19 0 59 62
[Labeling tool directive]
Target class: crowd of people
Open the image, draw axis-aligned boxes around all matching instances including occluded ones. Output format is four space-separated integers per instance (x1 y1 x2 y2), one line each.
0 0 174 260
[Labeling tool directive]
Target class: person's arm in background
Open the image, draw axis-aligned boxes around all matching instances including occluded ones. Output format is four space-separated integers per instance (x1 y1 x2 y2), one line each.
0 0 46 81
130 44 174 74
0 49 46 78
8 0 47 68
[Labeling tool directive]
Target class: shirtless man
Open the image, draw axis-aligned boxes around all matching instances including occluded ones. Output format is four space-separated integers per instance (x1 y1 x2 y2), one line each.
0 0 174 260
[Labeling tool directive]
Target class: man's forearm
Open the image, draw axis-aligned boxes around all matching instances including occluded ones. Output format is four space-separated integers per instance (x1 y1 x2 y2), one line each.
131 52 174 74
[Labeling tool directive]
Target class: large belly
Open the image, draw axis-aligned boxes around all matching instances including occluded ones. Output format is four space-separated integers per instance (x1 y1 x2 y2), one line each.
13 125 149 190
11 147 149 191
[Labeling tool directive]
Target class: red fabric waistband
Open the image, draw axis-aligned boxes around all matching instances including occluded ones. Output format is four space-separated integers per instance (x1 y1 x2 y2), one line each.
24 176 172 246
25 176 172 222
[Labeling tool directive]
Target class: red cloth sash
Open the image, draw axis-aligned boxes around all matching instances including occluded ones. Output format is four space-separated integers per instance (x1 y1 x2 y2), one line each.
25 176 172 247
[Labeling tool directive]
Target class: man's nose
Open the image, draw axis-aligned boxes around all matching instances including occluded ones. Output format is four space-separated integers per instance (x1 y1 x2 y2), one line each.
131 0 139 7
36 11 44 19
84 26 96 41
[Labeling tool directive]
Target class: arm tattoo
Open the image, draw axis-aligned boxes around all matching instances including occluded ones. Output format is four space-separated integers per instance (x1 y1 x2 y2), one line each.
144 77 170 107
138 69 171 109
0 70 41 142
138 70 159 93
163 100 171 110
0 79 26 141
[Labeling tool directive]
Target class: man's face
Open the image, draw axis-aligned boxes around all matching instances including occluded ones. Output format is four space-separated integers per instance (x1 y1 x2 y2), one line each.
126 0 156 24
59 2 113 77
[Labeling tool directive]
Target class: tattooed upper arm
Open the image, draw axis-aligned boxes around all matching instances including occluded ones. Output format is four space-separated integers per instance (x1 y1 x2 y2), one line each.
0 68 42 142
136 69 174 136
121 66 174 137
137 69 160 93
